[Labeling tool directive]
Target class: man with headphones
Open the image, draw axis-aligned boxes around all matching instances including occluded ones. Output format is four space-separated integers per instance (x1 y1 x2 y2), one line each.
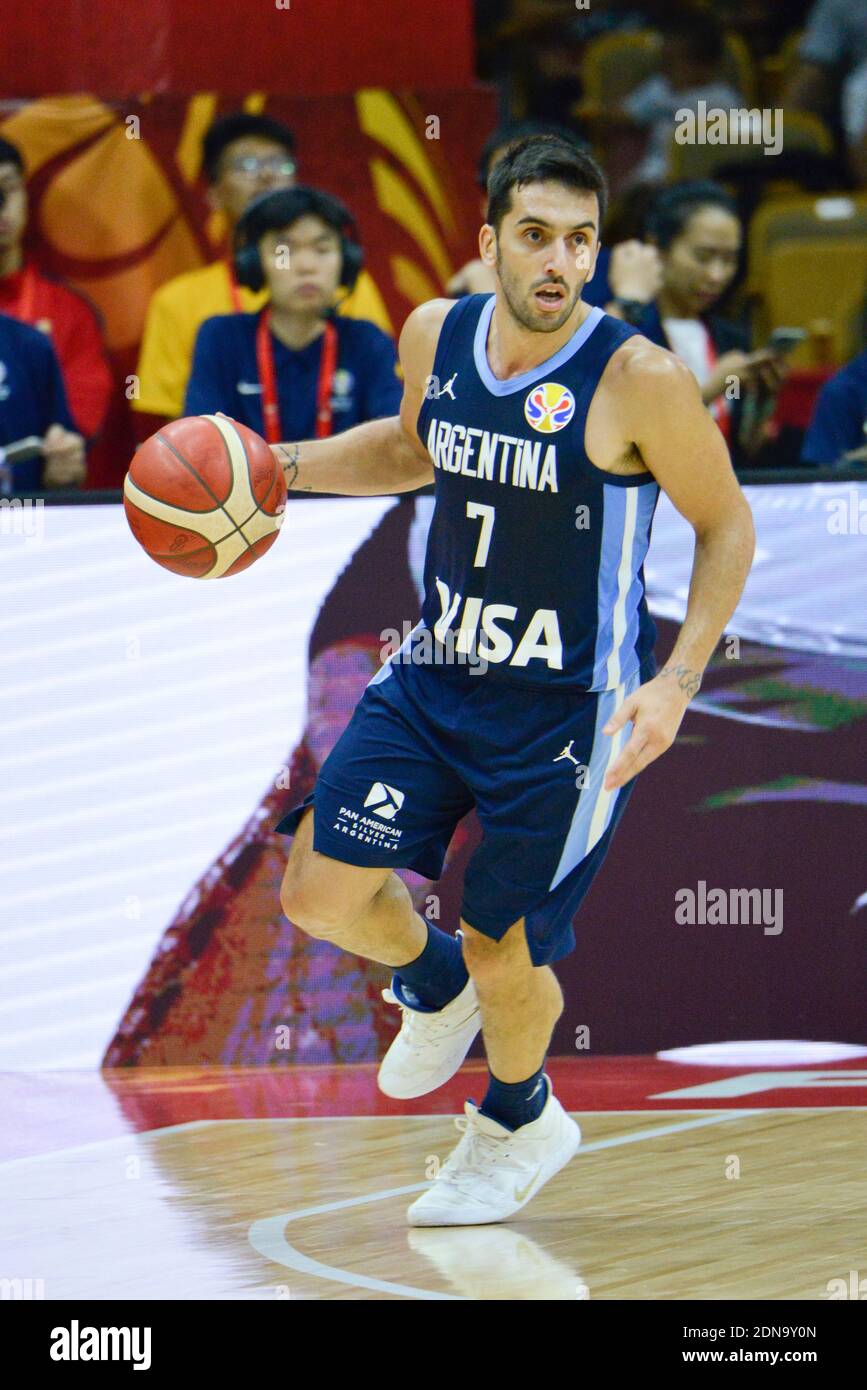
183 187 401 440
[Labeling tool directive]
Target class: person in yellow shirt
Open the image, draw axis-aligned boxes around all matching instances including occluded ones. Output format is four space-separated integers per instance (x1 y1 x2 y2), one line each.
134 112 391 428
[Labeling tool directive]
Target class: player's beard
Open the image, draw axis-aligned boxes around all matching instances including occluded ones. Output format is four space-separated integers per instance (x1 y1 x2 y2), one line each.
496 248 583 333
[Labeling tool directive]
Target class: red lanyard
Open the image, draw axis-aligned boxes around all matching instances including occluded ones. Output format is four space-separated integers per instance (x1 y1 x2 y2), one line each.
226 260 244 313
255 307 338 444
705 332 731 442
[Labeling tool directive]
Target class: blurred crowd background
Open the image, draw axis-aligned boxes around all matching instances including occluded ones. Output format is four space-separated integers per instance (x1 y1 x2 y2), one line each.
2 0 866 495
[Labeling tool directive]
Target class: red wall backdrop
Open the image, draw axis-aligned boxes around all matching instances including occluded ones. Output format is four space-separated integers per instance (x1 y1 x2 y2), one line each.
0 0 485 484
1 87 495 484
0 0 475 98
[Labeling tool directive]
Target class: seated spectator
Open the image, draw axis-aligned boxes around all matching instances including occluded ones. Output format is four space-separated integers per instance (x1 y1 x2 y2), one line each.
843 58 867 184
616 13 743 186
135 112 392 432
619 182 788 462
786 0 867 132
184 188 401 441
0 312 85 493
801 349 867 465
0 136 112 452
448 123 664 313
486 1 662 127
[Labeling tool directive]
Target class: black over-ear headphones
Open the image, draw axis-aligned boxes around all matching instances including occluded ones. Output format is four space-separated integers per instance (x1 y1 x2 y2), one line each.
233 186 364 295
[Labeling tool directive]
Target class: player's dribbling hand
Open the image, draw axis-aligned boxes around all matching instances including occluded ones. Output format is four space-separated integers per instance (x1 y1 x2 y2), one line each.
601 666 699 790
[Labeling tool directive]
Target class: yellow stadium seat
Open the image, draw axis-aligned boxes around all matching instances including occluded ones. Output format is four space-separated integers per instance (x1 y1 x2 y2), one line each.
722 31 759 106
581 30 662 108
762 30 804 105
581 26 755 109
668 109 833 182
747 194 867 366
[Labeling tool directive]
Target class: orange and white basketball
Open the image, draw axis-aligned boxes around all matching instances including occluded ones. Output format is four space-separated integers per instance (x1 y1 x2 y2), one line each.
123 414 286 578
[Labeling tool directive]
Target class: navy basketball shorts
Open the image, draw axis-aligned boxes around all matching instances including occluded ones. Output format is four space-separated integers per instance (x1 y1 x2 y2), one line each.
276 650 653 966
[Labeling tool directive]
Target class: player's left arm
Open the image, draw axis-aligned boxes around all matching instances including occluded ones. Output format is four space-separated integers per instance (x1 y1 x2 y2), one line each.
603 344 756 791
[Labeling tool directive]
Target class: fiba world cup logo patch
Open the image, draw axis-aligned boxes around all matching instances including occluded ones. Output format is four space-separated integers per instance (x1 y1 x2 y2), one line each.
524 382 576 434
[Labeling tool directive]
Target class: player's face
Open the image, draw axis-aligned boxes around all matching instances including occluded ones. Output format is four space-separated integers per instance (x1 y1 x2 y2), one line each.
485 181 600 334
661 206 741 316
261 215 343 314
213 137 297 223
0 162 27 246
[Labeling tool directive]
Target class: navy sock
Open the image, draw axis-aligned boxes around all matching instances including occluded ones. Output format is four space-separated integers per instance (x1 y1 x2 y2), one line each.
392 921 469 1012
478 1065 549 1131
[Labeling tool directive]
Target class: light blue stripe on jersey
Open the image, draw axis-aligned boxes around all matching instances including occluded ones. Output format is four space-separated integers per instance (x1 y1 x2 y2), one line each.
367 619 425 687
592 485 627 690
473 297 605 397
548 664 642 891
591 480 657 691
621 483 659 676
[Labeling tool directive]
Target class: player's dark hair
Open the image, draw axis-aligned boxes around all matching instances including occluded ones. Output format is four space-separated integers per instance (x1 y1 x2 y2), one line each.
477 120 588 190
202 113 296 184
486 136 607 232
645 180 738 249
0 136 25 175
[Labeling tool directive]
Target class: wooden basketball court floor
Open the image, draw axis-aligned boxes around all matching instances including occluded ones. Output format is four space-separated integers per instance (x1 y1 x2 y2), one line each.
3 1058 866 1301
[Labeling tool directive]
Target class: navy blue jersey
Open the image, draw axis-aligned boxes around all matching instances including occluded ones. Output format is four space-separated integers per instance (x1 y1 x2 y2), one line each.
415 294 660 693
0 312 75 493
184 311 402 437
801 348 867 466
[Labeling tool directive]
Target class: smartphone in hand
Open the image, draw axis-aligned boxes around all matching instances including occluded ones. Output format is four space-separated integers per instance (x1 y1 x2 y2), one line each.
767 327 807 356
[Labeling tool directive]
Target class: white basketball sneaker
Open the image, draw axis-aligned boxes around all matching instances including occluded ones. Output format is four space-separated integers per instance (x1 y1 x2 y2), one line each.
406 1076 581 1226
377 969 481 1100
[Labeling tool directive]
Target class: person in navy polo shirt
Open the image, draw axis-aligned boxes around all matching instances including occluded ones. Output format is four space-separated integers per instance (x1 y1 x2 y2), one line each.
0 312 85 494
184 187 401 441
801 349 867 466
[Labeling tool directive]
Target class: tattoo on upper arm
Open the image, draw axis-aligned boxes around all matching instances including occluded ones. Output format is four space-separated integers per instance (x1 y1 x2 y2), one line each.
659 664 702 698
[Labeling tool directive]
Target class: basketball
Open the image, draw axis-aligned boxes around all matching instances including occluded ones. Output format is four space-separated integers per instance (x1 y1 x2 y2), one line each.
123 414 286 578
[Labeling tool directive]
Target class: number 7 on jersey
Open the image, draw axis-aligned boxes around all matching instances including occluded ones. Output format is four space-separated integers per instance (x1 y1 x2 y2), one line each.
466 500 495 567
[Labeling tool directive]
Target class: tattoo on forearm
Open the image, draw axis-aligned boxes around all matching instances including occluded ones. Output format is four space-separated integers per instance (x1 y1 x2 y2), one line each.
278 442 311 491
659 664 702 698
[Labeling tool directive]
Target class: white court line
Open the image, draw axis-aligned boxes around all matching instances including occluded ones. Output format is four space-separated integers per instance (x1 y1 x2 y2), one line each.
4 1108 857 1299
249 1187 463 1300
0 1106 755 1173
246 1109 760 1300
3 1105 863 1171
0 1119 216 1171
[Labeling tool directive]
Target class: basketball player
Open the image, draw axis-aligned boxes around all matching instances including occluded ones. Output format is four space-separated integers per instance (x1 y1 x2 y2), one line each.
271 137 755 1226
